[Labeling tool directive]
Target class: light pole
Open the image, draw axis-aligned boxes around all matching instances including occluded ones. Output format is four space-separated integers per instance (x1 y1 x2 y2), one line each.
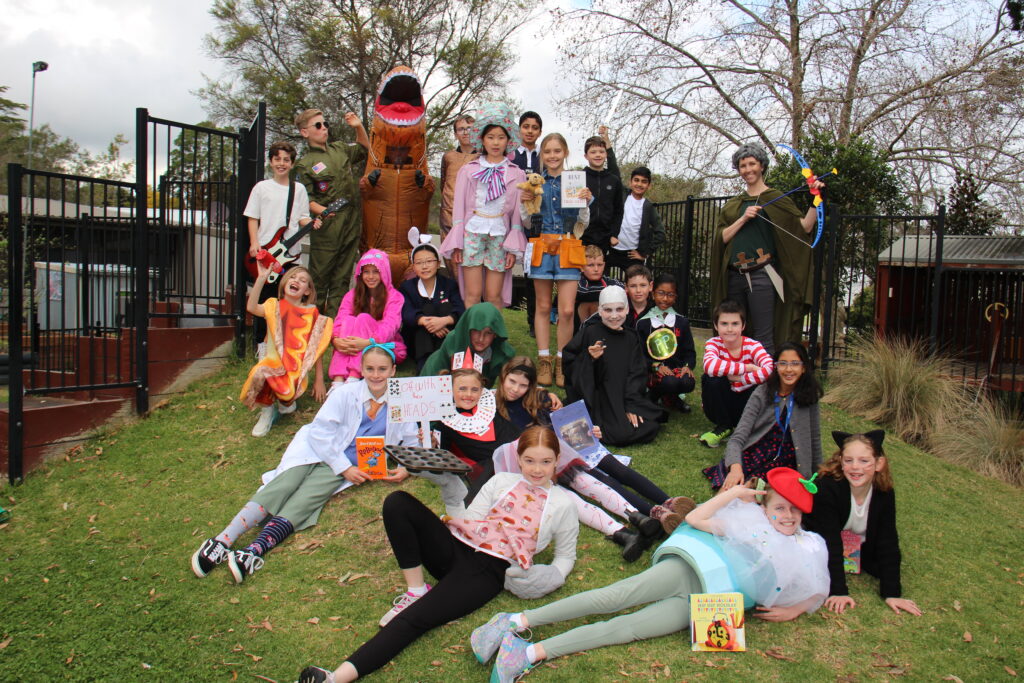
26 60 48 169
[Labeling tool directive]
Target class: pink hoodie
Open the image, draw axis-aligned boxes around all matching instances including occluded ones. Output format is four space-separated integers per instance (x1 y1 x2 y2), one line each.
329 249 408 378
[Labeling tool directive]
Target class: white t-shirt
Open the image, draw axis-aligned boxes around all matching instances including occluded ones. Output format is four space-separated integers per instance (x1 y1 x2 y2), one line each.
243 179 311 256
615 195 644 251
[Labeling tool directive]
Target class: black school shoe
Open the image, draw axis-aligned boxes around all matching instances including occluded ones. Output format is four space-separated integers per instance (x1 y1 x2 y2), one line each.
627 510 662 538
191 538 230 577
609 528 655 563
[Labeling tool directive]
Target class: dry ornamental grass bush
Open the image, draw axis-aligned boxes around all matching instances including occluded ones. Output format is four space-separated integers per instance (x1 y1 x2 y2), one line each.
824 335 968 447
932 396 1024 487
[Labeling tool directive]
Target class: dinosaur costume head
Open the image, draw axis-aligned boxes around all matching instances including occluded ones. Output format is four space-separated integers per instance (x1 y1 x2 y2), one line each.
362 66 435 280
374 66 426 129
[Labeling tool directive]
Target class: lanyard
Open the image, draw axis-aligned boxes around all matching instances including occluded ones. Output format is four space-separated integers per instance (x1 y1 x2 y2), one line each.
772 393 794 461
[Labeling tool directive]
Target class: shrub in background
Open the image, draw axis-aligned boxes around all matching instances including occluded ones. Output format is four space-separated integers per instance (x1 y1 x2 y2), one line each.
932 397 1024 487
825 335 967 447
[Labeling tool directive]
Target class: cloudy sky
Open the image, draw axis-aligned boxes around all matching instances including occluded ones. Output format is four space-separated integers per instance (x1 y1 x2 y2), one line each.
0 0 589 160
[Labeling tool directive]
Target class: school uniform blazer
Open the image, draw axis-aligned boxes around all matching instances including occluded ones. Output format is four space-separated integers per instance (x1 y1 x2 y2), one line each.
261 380 418 485
803 476 903 599
722 383 822 477
464 472 579 579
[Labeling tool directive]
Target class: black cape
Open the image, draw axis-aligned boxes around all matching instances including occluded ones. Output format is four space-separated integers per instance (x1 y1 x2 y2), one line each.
562 317 662 446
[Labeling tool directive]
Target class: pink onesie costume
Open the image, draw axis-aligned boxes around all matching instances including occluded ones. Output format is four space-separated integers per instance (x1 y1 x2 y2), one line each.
329 249 408 379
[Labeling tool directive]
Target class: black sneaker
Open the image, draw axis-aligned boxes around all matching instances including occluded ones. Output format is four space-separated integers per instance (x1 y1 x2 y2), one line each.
298 666 334 683
227 549 265 584
191 538 230 578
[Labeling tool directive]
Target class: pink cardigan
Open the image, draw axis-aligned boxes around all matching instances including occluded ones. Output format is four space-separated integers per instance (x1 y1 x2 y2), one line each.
439 159 527 308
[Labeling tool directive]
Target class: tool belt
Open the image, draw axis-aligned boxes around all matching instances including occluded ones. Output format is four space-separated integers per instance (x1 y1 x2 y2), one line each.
529 234 586 269
728 251 773 274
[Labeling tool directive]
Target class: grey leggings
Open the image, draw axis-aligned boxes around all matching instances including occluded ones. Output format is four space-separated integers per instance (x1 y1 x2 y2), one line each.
522 556 700 659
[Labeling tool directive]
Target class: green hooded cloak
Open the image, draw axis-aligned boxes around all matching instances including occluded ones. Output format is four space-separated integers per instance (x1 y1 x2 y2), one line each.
710 190 813 345
420 302 516 384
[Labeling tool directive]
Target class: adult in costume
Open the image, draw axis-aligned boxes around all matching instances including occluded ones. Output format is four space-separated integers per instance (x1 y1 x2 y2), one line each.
360 66 436 280
710 143 822 354
420 302 515 385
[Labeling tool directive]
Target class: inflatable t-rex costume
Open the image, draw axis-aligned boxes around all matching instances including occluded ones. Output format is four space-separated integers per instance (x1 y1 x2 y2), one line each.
361 66 435 279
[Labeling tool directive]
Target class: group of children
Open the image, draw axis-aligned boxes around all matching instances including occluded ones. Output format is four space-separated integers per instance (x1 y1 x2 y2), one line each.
214 106 922 681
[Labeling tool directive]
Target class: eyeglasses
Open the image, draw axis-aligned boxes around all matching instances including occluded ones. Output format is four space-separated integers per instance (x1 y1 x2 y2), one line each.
456 127 472 133
310 121 328 130
413 259 438 266
776 361 804 368
653 290 676 297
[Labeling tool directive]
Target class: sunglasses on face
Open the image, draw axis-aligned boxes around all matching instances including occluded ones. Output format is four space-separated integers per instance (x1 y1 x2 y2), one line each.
310 121 328 130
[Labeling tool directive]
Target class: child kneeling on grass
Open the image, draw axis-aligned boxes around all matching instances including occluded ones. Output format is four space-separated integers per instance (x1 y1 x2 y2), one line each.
192 343 417 583
474 467 829 682
804 430 921 616
297 425 578 683
699 299 773 448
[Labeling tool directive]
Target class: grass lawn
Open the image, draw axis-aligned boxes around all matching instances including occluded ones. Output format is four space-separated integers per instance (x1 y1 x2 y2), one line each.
2 307 1022 682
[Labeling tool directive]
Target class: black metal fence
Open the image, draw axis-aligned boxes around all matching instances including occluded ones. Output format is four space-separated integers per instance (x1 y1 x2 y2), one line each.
660 196 1021 396
4 105 265 484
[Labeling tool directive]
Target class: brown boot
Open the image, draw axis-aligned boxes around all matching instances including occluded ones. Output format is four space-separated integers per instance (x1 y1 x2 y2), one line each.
537 355 553 386
650 504 684 535
666 496 697 518
554 356 565 388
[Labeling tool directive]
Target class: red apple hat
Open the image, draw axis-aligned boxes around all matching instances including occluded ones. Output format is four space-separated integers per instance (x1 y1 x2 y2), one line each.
765 467 818 514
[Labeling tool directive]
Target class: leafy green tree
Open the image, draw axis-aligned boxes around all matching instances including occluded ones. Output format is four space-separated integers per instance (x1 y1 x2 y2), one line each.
198 0 538 156
945 170 1003 235
161 121 236 211
766 130 908 217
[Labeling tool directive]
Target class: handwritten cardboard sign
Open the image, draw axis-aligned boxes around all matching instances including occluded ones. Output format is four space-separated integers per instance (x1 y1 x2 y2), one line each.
386 375 456 423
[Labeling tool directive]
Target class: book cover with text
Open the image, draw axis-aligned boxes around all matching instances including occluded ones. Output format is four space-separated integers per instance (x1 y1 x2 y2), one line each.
690 592 746 652
841 529 863 574
356 437 388 480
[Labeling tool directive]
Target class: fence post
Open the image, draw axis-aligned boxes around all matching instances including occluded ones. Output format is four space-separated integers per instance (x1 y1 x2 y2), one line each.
7 163 25 484
134 108 150 414
680 196 695 317
820 205 840 372
929 204 946 356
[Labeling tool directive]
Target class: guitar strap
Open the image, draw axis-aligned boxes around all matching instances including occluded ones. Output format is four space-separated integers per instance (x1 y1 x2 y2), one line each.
284 180 296 231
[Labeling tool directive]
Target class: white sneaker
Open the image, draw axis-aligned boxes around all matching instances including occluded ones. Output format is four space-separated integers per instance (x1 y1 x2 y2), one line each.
379 586 431 627
251 405 277 437
278 401 297 415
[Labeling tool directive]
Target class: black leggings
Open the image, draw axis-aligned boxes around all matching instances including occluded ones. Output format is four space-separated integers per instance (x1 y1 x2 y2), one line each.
589 454 669 515
346 491 510 677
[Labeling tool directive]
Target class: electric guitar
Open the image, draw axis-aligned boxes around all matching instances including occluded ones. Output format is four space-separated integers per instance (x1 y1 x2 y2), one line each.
245 196 350 283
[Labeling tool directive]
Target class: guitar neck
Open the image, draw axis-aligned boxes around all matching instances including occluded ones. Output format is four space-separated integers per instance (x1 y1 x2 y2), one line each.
279 221 317 251
279 198 347 251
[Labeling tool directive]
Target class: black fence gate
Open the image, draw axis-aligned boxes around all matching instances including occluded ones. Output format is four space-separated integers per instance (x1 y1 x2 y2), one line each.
4 105 265 484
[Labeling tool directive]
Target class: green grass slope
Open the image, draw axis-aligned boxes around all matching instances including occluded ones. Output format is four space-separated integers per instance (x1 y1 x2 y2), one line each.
2 309 1022 681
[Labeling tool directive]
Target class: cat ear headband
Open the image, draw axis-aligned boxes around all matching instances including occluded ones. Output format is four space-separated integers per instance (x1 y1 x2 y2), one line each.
832 429 885 453
408 226 441 262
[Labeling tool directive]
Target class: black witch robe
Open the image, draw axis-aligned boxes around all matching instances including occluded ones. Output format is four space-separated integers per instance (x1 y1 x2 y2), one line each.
562 317 663 446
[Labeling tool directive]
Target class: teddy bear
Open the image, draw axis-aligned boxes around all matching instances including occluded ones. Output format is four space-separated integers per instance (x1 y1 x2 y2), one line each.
516 173 545 215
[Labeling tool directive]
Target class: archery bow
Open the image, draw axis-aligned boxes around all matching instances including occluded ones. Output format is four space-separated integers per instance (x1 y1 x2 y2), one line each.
758 143 837 248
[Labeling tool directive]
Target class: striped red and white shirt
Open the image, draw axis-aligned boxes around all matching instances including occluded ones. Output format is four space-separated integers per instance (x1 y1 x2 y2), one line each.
702 336 773 392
